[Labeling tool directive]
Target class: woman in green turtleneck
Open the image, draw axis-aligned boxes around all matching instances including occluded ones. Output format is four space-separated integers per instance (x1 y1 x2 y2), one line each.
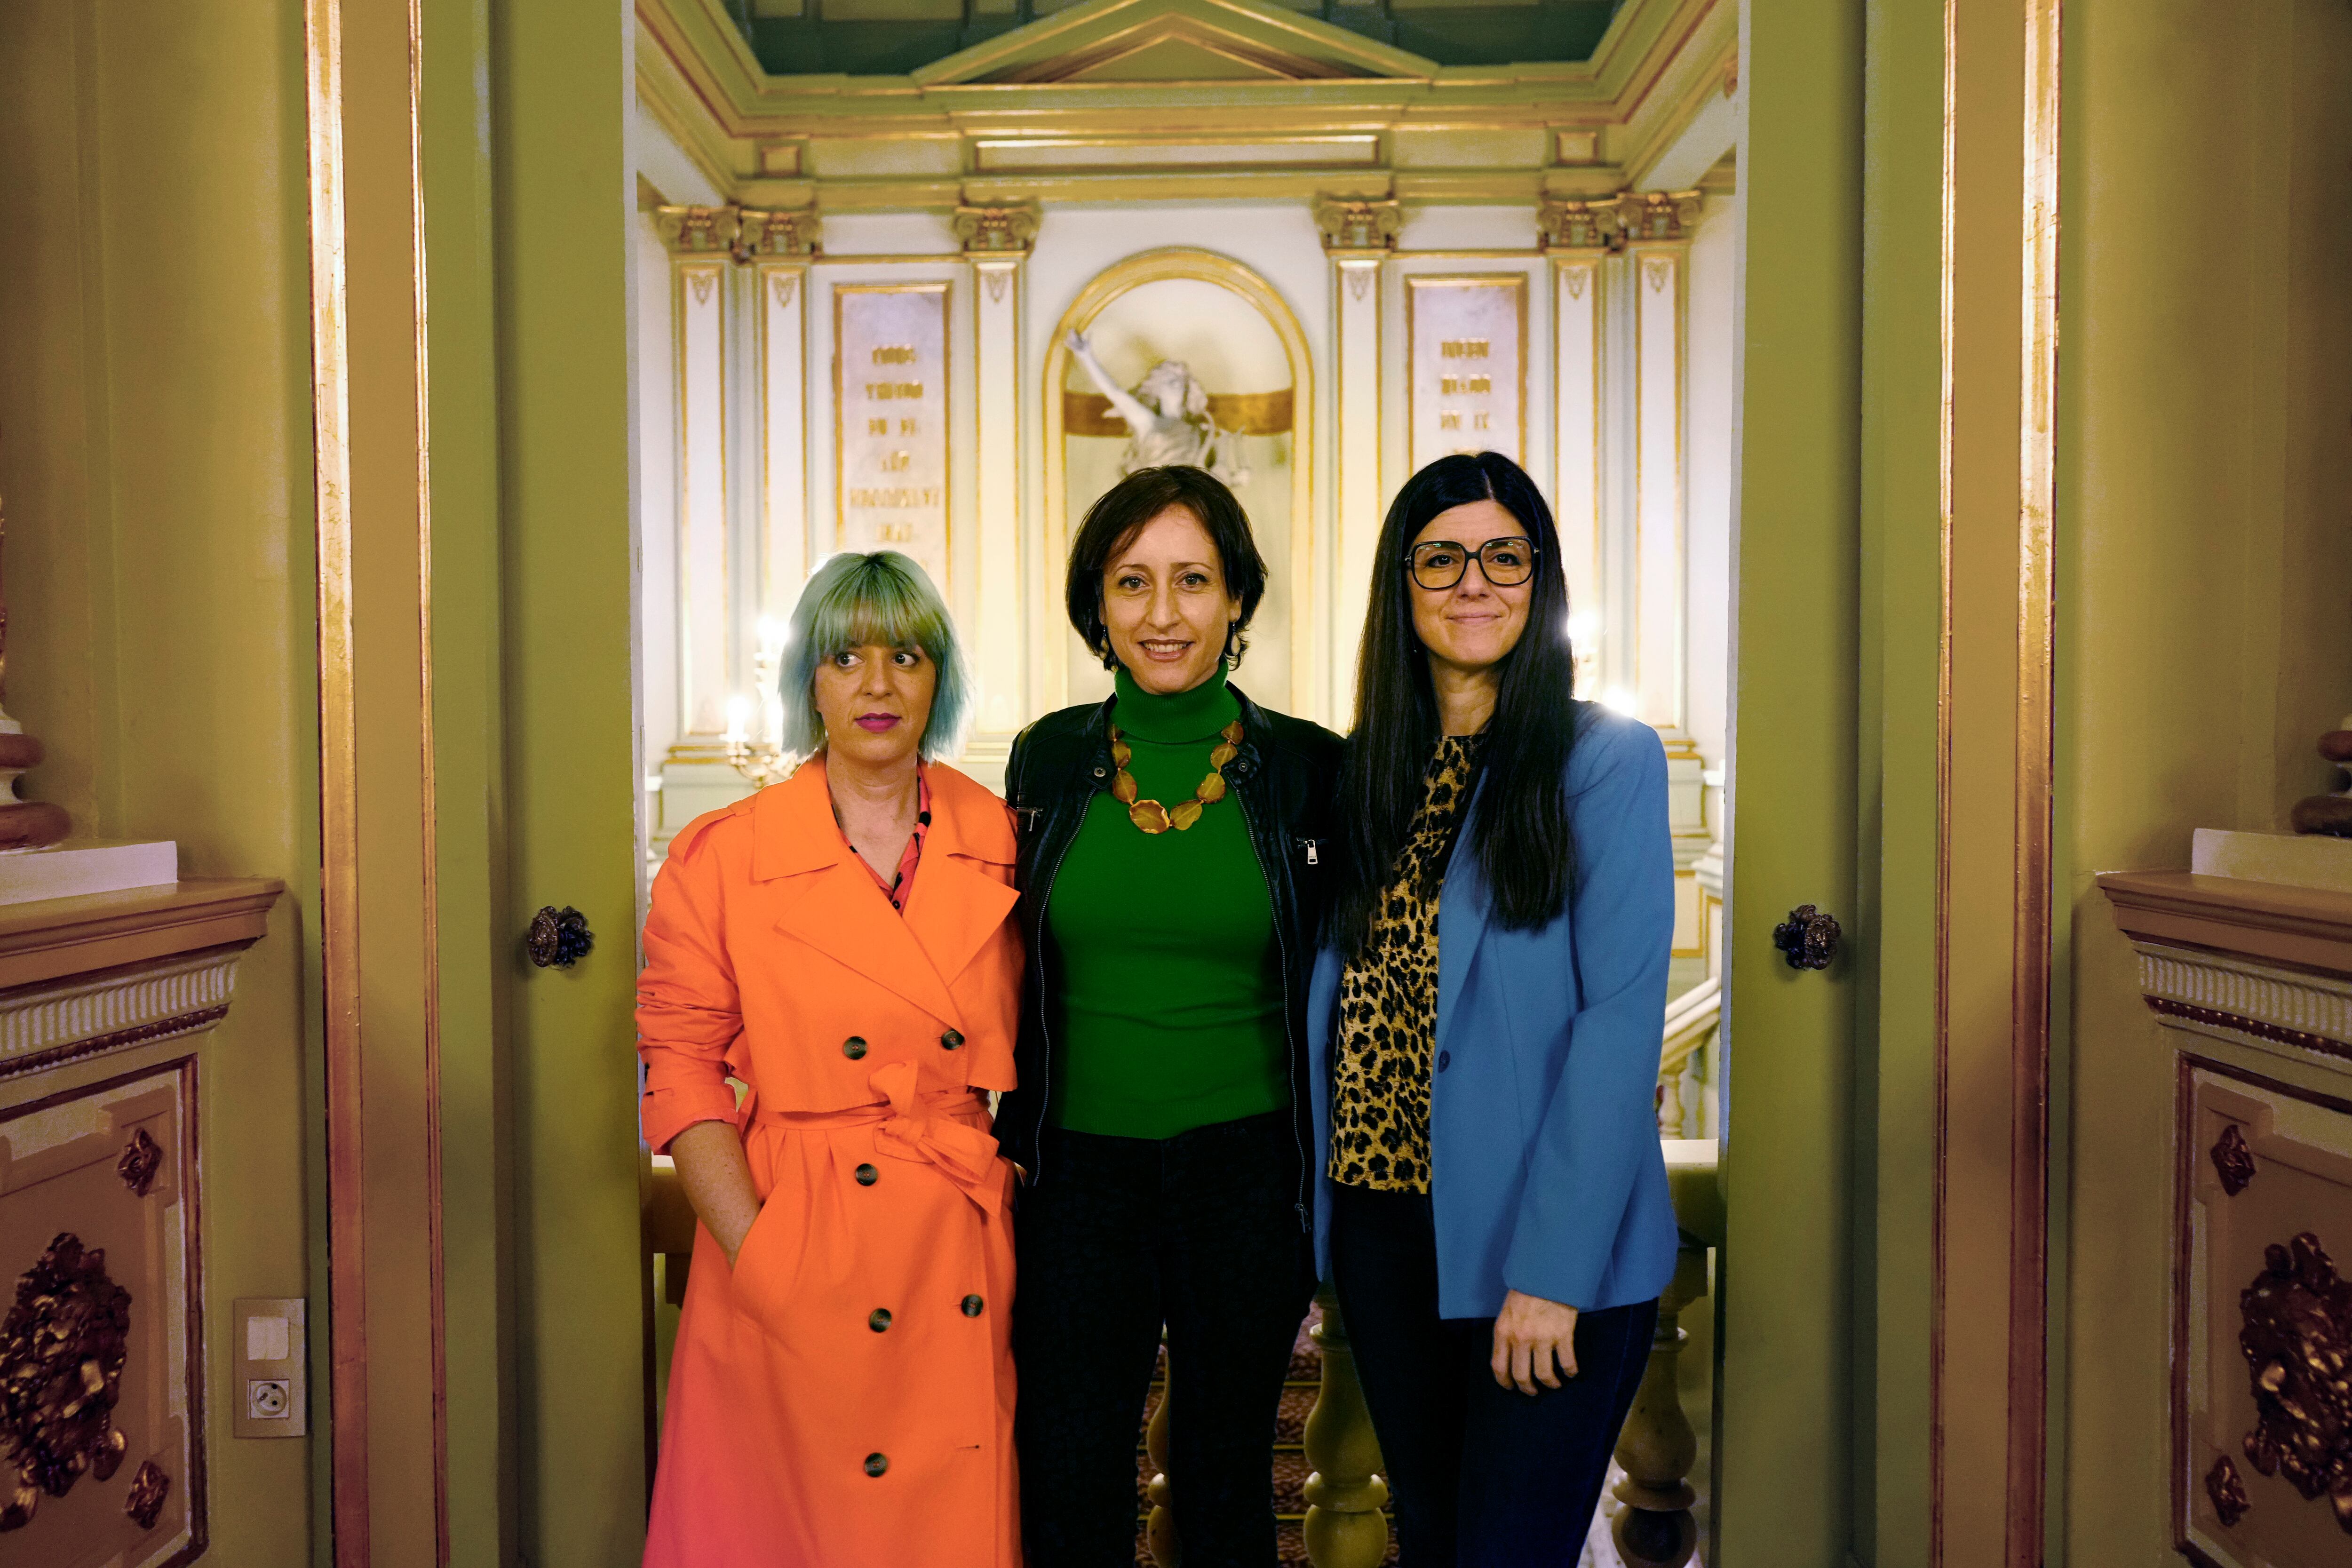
1000 465 1342 1568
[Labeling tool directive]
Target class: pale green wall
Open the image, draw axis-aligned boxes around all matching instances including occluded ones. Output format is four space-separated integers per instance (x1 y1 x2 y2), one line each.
1853 0 1945 1563
1718 3 1864 1565
2057 0 2352 1559
492 0 654 1558
0 1 322 1564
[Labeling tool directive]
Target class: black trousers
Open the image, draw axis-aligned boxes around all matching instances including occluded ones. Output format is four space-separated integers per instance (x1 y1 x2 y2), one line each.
1013 1110 1317 1568
1328 1181 1658 1568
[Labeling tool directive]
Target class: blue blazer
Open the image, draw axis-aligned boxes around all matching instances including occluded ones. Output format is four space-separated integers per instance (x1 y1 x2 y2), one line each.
1308 704 1679 1318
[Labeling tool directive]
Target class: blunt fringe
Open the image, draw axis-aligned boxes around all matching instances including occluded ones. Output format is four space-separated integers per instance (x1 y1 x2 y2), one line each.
1329 451 1580 955
779 550 971 761
1064 465 1267 669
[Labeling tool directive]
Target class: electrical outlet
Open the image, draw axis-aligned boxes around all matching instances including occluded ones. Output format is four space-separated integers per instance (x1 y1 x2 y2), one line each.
233 1298 308 1438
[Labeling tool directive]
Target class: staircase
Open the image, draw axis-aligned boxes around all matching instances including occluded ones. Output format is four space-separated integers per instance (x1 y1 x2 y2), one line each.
1132 1300 1400 1566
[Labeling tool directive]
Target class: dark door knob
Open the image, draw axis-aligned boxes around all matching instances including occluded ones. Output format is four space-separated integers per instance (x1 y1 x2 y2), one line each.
1772 905 1841 971
526 906 594 969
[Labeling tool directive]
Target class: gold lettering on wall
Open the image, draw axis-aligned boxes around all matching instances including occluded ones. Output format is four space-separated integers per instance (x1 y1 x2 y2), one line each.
1409 275 1526 469
836 283 951 588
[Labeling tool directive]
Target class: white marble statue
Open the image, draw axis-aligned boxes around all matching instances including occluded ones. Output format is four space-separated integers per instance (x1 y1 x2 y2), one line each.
1065 329 1249 488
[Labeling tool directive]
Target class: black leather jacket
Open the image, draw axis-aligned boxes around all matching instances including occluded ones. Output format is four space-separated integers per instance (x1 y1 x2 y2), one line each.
999 686 1343 1223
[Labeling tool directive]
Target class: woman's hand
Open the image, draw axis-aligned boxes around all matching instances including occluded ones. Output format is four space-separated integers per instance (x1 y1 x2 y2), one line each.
1491 1289 1580 1394
670 1120 762 1267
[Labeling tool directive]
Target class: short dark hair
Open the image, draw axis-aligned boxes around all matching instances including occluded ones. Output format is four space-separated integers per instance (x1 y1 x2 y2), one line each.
1065 466 1268 669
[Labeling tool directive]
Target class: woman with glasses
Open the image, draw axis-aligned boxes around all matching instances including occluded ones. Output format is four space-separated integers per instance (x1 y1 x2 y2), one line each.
1309 451 1677 1564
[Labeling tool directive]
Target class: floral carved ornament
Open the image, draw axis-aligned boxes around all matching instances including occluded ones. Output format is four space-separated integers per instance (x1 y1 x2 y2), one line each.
2239 1232 2352 1531
0 1233 131 1530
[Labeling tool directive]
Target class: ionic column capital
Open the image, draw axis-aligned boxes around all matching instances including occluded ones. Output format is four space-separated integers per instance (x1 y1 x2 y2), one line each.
652 203 821 260
954 202 1041 257
1539 189 1705 253
652 204 735 255
741 207 820 259
1621 189 1705 245
1314 195 1401 254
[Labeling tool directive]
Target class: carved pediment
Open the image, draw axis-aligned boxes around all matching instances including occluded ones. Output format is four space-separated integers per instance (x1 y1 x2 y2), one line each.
918 0 1435 87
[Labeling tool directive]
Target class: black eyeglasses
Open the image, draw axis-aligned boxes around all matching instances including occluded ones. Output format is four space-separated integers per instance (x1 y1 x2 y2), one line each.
1407 537 1538 591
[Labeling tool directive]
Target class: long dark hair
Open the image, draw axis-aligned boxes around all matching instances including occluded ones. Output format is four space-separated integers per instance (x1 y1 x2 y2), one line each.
1329 452 1579 955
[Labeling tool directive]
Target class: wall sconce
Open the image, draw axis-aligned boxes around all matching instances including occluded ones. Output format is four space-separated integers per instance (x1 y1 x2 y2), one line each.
723 619 795 789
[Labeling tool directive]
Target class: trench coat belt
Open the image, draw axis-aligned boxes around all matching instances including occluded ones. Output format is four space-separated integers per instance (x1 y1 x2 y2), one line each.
739 1060 1006 1212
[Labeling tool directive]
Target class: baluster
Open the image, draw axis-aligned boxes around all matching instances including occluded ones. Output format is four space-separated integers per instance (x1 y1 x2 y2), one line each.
1146 1351 1177 1566
1657 1067 1689 1137
1303 1290 1390 1568
1608 1239 1711 1568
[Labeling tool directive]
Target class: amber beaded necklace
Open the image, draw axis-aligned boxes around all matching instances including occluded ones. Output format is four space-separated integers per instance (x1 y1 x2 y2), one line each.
1107 717 1245 834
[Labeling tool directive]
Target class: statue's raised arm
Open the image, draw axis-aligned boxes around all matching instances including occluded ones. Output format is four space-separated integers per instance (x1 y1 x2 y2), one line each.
1065 330 1163 444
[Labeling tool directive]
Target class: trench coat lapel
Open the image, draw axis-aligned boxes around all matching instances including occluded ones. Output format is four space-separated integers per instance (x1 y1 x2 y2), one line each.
901 768 1020 994
755 760 966 1029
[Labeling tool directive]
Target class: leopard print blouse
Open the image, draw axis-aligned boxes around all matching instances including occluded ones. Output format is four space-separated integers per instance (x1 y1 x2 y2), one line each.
1328 733 1483 1193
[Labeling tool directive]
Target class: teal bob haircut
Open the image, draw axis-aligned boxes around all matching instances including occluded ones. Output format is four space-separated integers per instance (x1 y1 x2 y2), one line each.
779 550 971 761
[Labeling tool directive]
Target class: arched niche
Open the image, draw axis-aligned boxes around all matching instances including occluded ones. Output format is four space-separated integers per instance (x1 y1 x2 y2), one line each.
1042 249 1314 714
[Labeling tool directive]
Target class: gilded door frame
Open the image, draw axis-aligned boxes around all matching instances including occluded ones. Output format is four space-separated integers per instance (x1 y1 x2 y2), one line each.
303 0 648 1561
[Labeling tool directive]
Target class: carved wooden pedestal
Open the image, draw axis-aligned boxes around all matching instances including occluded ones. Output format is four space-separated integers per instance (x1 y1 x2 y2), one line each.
0 879 277 1568
2102 870 2352 1568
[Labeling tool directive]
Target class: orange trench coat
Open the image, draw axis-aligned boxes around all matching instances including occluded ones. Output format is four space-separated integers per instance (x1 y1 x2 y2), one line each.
637 757 1024 1568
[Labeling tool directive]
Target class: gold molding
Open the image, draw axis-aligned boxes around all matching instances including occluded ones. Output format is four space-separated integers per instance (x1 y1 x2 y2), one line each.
629 0 1731 199
1555 127 1602 165
972 14 1365 87
1063 386 1294 438
1613 12 1739 191
1931 0 1958 1557
635 0 1725 134
2006 0 2061 1561
1040 247 1315 713
1314 195 1401 253
633 14 746 197
404 0 449 1551
302 0 368 1557
953 202 1041 256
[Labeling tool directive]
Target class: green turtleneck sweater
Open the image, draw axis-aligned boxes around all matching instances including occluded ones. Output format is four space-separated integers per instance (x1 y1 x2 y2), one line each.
1043 666 1290 1138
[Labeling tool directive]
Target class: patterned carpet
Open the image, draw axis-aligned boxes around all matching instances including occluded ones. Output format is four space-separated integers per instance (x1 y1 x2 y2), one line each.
1132 1301 1401 1566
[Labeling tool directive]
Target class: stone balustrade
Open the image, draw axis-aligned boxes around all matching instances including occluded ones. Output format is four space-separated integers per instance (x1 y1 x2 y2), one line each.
644 1138 1724 1568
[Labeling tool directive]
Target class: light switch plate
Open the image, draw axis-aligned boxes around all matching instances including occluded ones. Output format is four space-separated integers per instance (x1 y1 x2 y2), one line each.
232 1297 308 1438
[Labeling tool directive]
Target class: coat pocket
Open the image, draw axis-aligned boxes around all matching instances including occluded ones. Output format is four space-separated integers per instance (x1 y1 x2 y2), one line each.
726 1177 814 1343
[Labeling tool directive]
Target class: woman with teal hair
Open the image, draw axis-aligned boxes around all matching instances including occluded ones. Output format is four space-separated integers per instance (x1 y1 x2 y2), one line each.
637 550 1027 1567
